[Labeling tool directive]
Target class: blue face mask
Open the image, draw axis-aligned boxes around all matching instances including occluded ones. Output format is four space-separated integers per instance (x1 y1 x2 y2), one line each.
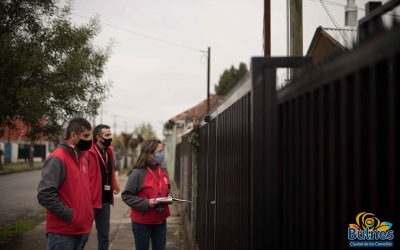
155 152 165 163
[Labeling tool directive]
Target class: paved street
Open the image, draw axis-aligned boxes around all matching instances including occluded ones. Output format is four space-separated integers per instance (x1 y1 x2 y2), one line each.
0 170 43 228
0 173 186 250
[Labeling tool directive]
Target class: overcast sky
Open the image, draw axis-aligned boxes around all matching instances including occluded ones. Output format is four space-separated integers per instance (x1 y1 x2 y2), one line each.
62 0 384 138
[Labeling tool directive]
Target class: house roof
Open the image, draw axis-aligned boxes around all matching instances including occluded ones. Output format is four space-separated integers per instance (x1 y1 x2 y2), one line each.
0 119 47 141
307 26 358 56
170 95 221 122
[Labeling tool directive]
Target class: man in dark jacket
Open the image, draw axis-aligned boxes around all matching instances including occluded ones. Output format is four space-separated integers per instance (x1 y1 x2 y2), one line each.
37 118 94 250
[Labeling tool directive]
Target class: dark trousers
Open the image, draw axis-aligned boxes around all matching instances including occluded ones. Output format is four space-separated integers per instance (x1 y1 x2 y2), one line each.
47 233 88 250
94 203 111 250
131 220 167 250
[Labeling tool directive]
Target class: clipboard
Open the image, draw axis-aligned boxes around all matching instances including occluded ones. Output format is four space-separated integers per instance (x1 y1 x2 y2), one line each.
155 197 191 204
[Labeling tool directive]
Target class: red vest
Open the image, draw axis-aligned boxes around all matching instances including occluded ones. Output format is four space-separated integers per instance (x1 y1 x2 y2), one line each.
130 166 170 224
86 144 117 208
46 148 94 234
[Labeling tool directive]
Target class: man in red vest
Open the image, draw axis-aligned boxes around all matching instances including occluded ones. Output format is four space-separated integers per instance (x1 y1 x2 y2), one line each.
86 124 120 250
37 118 94 250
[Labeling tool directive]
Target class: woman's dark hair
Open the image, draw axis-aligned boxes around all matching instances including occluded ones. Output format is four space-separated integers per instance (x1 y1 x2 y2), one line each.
128 139 161 176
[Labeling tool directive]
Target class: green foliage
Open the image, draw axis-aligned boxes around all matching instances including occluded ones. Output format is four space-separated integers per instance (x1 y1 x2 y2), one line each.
186 119 200 152
0 216 43 246
164 120 175 130
134 123 157 141
214 62 248 95
0 0 112 142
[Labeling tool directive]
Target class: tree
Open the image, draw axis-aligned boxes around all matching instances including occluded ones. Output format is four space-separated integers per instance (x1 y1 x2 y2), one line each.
120 132 133 169
0 1 112 166
214 62 248 95
129 134 144 166
134 123 157 141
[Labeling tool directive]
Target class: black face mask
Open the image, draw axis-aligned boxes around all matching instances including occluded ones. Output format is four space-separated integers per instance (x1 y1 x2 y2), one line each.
77 139 92 151
100 136 112 148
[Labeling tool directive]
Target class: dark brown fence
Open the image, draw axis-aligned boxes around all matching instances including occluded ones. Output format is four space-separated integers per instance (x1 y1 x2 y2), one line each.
174 1 400 249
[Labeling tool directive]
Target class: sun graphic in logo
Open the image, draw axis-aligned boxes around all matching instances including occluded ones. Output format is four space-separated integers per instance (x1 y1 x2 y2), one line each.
349 212 392 231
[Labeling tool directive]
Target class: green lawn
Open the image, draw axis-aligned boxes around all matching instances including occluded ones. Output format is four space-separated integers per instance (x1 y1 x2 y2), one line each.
0 162 43 175
0 208 45 246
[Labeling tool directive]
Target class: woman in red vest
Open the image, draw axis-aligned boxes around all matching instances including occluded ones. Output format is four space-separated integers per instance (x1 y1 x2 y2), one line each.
122 139 171 250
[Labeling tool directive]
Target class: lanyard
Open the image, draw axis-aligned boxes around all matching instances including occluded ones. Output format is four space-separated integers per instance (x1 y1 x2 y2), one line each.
94 145 109 185
147 166 163 195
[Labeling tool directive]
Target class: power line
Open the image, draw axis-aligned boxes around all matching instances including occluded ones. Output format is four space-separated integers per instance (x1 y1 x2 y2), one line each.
71 13 207 54
320 0 352 47
307 0 366 11
309 0 400 18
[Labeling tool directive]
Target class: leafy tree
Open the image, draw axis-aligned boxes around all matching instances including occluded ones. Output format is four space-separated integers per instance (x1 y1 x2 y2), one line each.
214 62 248 95
0 0 112 166
134 123 157 141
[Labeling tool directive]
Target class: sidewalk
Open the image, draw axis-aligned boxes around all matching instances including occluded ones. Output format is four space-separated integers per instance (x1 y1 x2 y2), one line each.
2 174 185 250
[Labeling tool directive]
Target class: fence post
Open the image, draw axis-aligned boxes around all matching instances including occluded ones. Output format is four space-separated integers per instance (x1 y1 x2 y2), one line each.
250 57 279 249
190 150 199 250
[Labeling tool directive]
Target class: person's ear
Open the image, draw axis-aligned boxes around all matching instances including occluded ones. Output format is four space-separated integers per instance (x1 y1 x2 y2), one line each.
70 132 78 143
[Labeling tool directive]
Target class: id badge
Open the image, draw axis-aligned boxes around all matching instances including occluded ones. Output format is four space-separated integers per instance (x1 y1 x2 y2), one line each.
104 185 111 191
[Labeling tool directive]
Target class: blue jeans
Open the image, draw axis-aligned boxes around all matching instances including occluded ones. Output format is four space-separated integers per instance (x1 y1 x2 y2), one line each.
47 233 88 250
131 220 166 250
94 203 111 250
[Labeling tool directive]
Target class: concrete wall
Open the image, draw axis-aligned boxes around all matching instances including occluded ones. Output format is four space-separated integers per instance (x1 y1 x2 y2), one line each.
0 141 49 164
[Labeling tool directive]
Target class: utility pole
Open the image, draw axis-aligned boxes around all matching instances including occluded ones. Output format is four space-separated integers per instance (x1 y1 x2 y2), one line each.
289 0 303 78
264 0 271 56
207 46 211 113
289 0 303 57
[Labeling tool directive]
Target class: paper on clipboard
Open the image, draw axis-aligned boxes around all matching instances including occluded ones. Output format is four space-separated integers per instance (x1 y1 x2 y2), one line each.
155 197 191 204
155 197 173 204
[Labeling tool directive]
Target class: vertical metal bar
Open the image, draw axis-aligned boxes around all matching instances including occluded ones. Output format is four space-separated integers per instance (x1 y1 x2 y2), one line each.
369 63 378 209
301 94 309 250
359 68 369 209
376 60 389 214
264 66 278 248
205 123 210 250
353 71 362 212
207 47 211 112
250 58 265 250
317 88 325 250
279 101 287 250
246 94 251 249
328 82 337 250
309 90 316 250
393 53 400 225
339 76 350 250
294 96 300 248
387 54 397 219
286 99 293 250
213 112 218 250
